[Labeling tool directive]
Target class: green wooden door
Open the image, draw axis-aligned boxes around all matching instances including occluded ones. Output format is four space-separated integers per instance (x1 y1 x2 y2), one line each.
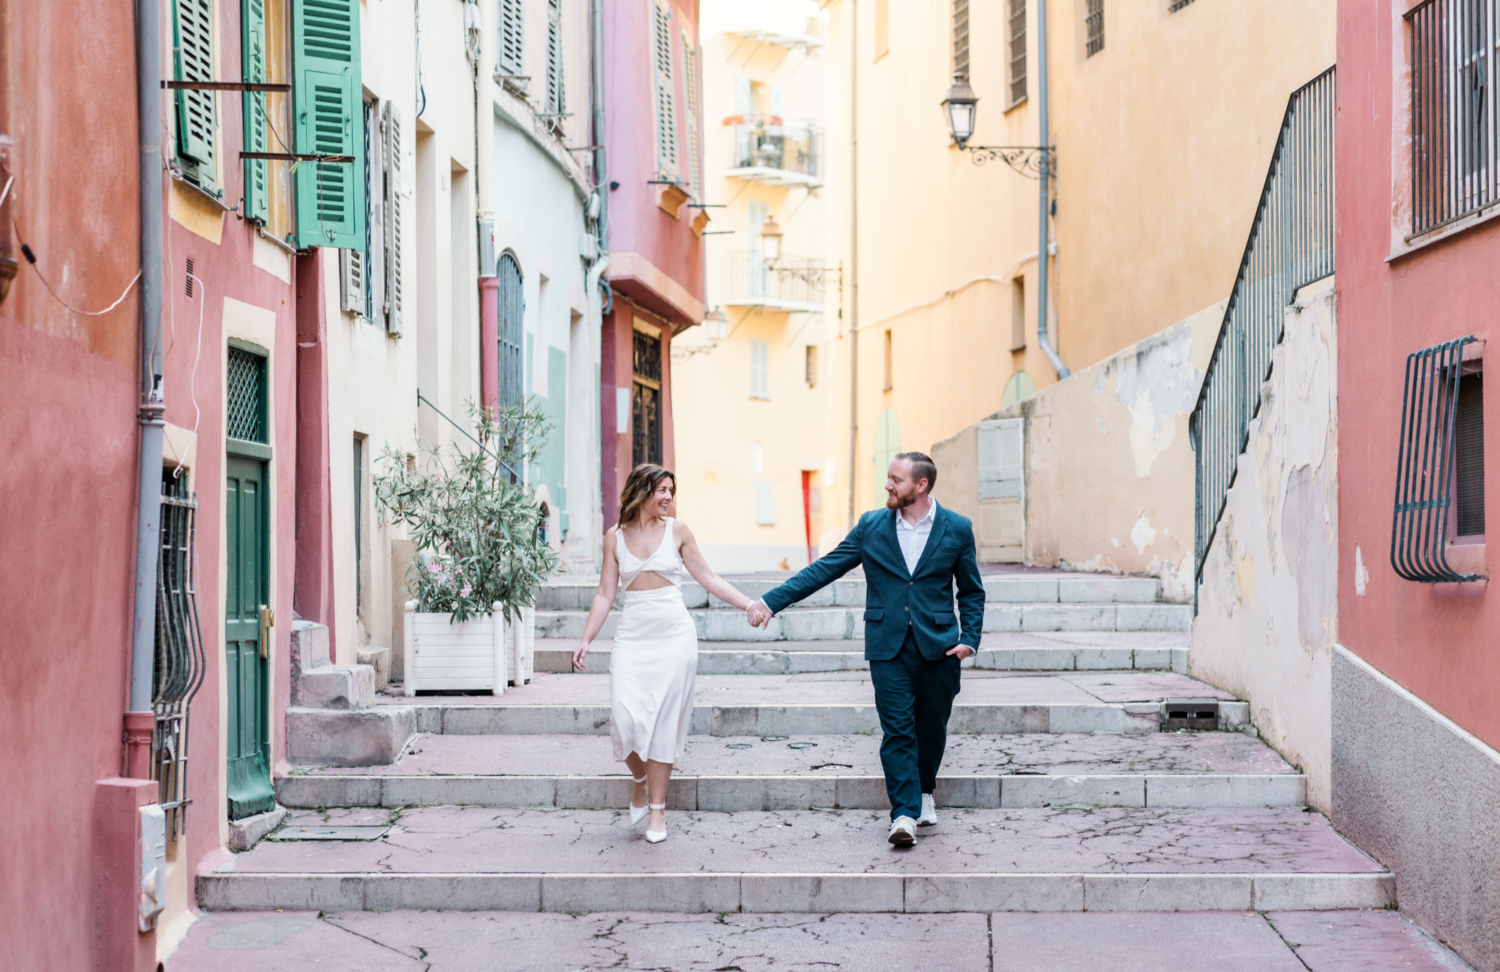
225 455 275 819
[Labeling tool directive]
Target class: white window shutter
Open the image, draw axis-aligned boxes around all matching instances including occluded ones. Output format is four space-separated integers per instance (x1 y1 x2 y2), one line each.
750 339 770 399
546 0 563 115
652 3 677 177
383 100 404 336
341 248 365 315
499 0 524 77
978 418 1023 499
753 481 775 525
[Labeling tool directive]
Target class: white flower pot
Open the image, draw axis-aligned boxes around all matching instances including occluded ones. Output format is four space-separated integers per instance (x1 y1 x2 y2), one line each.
403 601 508 695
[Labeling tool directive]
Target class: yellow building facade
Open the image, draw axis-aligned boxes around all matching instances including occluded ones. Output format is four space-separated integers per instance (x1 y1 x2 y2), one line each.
671 0 841 571
678 0 1334 561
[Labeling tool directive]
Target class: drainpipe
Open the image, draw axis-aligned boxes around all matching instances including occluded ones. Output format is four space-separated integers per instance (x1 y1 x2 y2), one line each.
588 0 609 562
127 0 167 778
1035 0 1068 380
846 0 859 530
475 0 499 409
590 0 608 256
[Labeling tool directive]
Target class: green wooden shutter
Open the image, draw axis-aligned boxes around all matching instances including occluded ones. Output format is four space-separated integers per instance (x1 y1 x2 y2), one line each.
242 0 270 221
292 0 364 248
174 0 219 193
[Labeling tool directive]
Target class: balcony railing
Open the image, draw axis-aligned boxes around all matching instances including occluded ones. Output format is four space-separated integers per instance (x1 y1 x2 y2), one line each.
726 120 823 185
721 251 827 311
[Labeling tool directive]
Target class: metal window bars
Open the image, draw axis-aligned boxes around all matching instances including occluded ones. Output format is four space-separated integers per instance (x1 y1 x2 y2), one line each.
1190 68 1335 599
153 472 207 841
1391 337 1483 582
1408 0 1499 236
1085 0 1105 57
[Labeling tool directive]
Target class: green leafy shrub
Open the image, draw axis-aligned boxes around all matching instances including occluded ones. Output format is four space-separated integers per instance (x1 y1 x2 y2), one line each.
375 400 560 622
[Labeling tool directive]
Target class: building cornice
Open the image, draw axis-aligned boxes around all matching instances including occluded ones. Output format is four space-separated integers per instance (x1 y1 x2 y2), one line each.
606 251 705 328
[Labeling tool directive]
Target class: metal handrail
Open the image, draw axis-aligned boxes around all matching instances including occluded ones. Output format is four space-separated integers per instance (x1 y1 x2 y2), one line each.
1189 67 1336 598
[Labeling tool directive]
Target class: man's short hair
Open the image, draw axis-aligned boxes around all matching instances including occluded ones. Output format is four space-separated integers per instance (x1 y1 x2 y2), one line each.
895 451 937 493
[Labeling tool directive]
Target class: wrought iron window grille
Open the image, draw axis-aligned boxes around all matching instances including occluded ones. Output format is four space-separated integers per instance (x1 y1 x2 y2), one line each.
1407 0 1499 237
1190 68 1335 603
153 472 207 841
1085 0 1105 57
1391 337 1485 583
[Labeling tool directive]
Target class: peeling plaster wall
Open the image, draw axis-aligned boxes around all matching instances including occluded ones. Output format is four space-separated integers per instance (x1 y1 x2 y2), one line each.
1191 284 1337 813
934 299 1223 599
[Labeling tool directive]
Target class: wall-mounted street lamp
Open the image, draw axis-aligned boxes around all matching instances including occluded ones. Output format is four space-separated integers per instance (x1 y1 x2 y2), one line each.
941 72 1053 180
759 214 784 267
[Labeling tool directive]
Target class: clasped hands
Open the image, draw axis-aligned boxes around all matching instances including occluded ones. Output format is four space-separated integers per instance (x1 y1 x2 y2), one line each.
743 599 974 659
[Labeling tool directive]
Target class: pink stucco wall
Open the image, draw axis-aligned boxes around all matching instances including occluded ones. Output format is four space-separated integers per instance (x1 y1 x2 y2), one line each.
1336 0 1500 750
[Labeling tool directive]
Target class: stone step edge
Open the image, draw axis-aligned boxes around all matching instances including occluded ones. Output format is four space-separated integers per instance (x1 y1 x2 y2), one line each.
402 701 1252 737
197 870 1395 915
276 772 1306 811
535 646 1189 675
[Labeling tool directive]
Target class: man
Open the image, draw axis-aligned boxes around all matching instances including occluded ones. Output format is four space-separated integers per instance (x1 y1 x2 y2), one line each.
747 452 984 847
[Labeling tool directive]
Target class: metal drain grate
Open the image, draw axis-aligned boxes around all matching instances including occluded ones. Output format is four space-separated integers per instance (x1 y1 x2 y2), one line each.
1163 699 1219 731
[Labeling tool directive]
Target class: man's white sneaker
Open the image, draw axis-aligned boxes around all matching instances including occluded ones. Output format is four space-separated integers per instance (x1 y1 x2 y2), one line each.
888 816 917 847
917 793 938 827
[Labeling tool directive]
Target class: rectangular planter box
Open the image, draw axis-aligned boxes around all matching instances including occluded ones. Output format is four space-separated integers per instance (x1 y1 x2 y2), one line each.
403 602 507 695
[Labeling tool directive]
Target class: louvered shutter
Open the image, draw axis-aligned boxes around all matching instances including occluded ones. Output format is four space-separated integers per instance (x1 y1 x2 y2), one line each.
363 100 383 319
174 0 218 192
243 0 270 220
652 4 677 177
340 247 365 314
545 0 563 115
383 100 404 335
749 339 769 399
735 75 752 166
498 0 524 78
682 38 700 198
293 0 365 249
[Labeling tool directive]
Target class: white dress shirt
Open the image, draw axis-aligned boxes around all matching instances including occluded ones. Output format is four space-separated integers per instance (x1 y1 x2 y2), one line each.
895 498 938 575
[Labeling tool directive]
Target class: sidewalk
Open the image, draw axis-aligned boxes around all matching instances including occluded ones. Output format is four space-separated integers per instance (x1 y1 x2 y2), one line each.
165 908 1476 971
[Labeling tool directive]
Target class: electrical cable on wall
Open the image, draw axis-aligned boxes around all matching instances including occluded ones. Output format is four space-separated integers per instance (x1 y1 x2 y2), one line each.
9 211 143 318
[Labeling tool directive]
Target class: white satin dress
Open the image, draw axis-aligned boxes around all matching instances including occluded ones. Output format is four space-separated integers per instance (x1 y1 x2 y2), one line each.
610 519 698 763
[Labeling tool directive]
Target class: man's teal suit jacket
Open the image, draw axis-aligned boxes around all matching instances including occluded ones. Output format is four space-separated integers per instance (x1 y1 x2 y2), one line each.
761 504 986 662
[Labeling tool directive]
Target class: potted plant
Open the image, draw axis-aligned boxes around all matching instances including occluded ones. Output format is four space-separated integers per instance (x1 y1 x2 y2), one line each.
374 400 559 694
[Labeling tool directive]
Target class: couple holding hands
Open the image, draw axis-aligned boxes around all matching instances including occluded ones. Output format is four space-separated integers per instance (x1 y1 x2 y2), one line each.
572 451 985 846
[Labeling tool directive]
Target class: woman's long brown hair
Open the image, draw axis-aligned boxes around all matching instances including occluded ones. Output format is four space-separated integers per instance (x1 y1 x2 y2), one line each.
618 463 676 527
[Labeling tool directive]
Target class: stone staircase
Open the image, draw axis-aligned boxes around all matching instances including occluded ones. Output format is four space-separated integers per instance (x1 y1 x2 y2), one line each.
285 620 414 767
198 570 1393 917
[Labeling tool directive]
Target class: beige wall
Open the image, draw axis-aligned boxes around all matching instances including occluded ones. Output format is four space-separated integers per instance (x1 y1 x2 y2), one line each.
806 0 1335 532
1050 0 1336 371
1193 283 1337 812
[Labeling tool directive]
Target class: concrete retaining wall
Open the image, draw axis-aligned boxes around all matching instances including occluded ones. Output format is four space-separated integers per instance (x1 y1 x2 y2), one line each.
1190 284 1337 813
933 300 1223 599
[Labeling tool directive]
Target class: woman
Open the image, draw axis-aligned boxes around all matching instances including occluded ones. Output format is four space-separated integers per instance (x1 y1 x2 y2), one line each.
571 463 753 843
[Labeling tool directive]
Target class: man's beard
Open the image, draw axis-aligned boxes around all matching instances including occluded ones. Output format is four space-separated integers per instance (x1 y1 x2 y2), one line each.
886 490 914 510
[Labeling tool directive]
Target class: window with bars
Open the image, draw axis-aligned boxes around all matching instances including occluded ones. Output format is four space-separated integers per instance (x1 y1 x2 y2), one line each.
226 347 268 444
1008 0 1027 106
632 330 663 466
1169 0 1196 11
153 470 206 842
953 0 970 78
1407 0 1499 236
1086 0 1105 57
1391 337 1485 582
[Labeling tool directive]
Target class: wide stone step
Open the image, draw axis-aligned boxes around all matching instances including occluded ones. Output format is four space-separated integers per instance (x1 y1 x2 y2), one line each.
378 671 1245 737
534 602 1191 642
278 730 1301 811
198 805 1394 914
534 573 1163 611
537 638 1187 675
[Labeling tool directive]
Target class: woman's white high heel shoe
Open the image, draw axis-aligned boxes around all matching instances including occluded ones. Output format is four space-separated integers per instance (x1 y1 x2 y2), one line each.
645 804 668 843
629 775 649 825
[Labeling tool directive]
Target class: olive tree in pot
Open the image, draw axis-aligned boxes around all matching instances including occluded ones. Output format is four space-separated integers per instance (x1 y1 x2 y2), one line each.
375 401 559 694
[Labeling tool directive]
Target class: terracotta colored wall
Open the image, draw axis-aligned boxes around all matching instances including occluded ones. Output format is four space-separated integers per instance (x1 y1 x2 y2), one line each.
1336 0 1500 750
0 1 144 968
